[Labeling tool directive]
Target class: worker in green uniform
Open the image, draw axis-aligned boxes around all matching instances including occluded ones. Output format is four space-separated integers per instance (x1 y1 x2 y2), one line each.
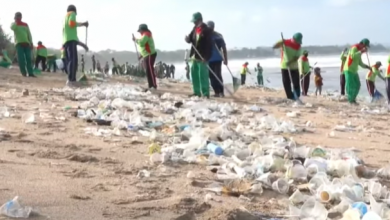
340 48 348 95
343 38 371 104
0 50 12 68
365 61 384 102
46 54 58 72
35 41 47 71
185 12 213 98
299 50 311 96
10 12 35 77
255 63 263 86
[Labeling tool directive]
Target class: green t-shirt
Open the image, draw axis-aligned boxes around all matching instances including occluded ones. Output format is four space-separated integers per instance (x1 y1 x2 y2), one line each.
241 65 248 75
36 45 48 57
340 51 347 74
63 11 78 44
10 21 33 45
343 44 365 73
299 55 310 75
255 66 263 76
136 31 156 58
386 55 390 78
366 66 380 81
278 39 302 70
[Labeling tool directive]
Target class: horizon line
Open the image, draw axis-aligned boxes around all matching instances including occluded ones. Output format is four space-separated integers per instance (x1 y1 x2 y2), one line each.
66 43 389 53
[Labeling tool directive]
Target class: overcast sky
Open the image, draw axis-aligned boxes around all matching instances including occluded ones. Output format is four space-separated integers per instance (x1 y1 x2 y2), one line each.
0 0 388 52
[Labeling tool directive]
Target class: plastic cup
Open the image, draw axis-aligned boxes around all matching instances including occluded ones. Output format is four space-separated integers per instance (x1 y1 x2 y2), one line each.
319 190 332 203
368 181 382 199
300 197 328 220
306 164 319 177
272 178 289 194
289 189 307 204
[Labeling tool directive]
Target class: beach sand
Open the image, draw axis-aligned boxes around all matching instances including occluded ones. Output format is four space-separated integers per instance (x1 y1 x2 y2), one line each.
0 67 388 220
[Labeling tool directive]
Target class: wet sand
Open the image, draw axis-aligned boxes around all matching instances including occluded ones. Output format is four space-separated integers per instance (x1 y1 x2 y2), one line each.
0 67 388 220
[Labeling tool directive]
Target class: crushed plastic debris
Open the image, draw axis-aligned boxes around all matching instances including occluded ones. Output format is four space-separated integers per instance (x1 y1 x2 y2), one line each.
15 83 388 219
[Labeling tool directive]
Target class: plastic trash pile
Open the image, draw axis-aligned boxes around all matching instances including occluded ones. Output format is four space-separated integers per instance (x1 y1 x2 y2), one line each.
60 83 390 219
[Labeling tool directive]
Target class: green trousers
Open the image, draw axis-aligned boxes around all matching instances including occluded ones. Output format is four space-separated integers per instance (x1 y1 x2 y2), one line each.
344 71 360 103
47 60 57 72
191 60 209 97
257 74 264 86
16 44 33 76
0 60 11 68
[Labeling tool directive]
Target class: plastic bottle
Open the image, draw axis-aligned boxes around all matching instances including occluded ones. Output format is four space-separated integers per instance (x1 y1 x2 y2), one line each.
207 142 223 155
351 202 368 217
0 196 32 218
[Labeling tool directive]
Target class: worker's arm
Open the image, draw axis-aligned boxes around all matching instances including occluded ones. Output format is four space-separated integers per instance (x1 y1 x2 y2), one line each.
287 55 300 66
77 41 89 51
136 32 151 46
272 40 283 49
26 25 33 46
185 29 194 44
68 13 77 28
298 58 304 75
10 22 16 31
378 69 385 80
351 47 369 69
219 35 228 63
68 13 87 28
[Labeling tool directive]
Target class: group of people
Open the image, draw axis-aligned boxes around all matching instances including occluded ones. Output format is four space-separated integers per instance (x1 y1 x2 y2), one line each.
339 45 389 105
273 34 390 106
182 13 228 98
238 62 265 87
7 8 390 105
155 62 176 79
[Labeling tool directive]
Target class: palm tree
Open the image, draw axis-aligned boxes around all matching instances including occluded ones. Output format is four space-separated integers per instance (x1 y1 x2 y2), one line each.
0 24 11 49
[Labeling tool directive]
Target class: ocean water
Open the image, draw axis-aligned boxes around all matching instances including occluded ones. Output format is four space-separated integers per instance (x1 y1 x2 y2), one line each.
171 53 389 97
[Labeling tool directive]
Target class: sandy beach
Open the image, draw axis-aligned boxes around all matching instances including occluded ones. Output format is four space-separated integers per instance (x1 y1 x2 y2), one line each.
0 67 389 220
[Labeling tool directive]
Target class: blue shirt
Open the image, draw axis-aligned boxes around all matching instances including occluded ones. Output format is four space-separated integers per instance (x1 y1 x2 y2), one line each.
209 32 226 63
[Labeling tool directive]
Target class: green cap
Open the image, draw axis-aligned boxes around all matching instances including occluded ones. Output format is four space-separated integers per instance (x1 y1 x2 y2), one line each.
376 61 382 66
137 24 148 32
360 38 370 47
293 32 303 44
302 50 308 55
191 12 202 22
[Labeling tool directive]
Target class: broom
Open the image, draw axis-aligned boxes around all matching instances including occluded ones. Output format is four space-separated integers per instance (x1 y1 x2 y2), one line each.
281 32 301 102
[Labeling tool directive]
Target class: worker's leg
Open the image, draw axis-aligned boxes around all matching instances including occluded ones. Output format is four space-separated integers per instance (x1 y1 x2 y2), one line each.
24 46 34 76
16 44 27 76
281 69 293 100
291 69 301 98
199 61 210 97
190 60 201 96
